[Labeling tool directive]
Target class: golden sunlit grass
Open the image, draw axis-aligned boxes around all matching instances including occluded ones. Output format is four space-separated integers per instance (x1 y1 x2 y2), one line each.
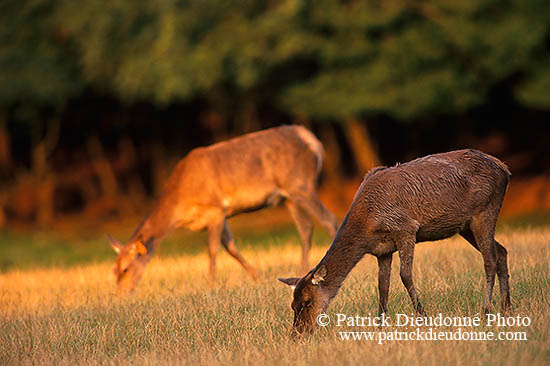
1 227 549 365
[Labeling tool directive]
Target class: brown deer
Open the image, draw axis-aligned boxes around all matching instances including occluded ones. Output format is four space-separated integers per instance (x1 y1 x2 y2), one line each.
108 125 338 293
279 149 511 335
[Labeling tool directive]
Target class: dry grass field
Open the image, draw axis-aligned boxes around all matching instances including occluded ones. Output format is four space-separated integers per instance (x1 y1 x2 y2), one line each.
0 226 549 365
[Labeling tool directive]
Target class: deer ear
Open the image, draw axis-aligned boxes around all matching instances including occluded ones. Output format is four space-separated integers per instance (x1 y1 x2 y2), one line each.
278 277 300 291
106 233 124 254
135 239 148 256
312 264 327 285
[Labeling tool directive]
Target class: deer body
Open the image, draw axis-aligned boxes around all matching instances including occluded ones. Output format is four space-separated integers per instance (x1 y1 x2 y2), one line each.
280 149 511 335
110 125 338 293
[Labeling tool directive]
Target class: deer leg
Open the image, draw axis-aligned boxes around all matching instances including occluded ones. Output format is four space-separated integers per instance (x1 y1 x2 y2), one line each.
398 239 425 315
207 220 224 283
461 229 511 312
290 193 338 237
469 214 498 315
495 240 511 312
285 200 314 272
377 253 393 315
221 221 259 280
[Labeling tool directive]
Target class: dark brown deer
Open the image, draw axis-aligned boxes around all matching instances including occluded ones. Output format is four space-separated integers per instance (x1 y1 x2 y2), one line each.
279 149 511 335
108 125 338 294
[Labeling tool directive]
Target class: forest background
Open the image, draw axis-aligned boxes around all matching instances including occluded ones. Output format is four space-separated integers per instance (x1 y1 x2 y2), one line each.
0 0 549 231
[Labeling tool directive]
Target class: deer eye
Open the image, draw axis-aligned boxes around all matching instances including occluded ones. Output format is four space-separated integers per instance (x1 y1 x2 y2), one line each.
303 299 312 307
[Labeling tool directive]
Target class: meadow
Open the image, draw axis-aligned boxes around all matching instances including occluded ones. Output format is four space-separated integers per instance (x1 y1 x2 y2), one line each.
0 213 549 365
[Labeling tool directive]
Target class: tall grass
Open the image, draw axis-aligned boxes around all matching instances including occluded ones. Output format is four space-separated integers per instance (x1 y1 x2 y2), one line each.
0 227 549 365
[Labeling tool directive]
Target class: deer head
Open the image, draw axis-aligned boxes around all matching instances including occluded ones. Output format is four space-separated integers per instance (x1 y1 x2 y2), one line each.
107 234 151 294
279 264 329 336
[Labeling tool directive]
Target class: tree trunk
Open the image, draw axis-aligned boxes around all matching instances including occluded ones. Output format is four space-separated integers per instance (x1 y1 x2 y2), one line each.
318 123 342 182
238 101 261 134
87 135 119 199
0 112 11 173
32 118 61 226
0 111 10 227
343 118 381 174
150 140 172 196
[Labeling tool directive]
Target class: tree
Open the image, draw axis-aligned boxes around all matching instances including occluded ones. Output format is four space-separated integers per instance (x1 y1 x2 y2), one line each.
278 0 548 119
2 0 550 182
0 0 83 225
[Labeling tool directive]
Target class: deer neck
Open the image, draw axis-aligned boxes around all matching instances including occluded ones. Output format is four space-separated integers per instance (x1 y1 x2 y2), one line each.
318 213 366 299
129 198 177 251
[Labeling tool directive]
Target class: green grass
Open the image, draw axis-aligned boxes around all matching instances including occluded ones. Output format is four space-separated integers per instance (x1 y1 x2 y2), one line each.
498 211 550 229
0 221 332 272
1 211 548 272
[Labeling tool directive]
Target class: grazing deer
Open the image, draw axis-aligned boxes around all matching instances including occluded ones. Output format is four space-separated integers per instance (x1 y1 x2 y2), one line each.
108 125 338 293
279 149 511 335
